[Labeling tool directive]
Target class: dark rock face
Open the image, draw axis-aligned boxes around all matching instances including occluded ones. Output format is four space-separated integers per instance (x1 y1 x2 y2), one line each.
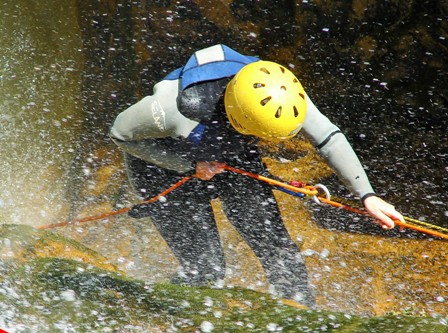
71 0 447 223
75 0 447 119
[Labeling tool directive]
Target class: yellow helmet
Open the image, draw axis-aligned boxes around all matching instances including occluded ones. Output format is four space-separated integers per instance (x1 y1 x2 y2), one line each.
224 60 306 140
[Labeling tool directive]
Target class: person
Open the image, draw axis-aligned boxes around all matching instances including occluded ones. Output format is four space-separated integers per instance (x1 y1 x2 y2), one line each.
109 44 404 308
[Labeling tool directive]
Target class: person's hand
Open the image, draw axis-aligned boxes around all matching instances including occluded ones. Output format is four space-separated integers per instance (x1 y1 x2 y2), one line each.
194 161 226 180
363 195 404 229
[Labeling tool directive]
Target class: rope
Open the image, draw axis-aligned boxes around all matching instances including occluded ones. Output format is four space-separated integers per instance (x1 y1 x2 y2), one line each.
223 165 448 241
35 163 447 241
316 196 448 240
403 216 448 233
222 165 318 196
328 195 448 234
36 176 192 230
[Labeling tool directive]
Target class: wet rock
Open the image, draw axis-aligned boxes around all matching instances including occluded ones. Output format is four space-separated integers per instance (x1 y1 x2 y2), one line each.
0 224 118 275
0 224 446 332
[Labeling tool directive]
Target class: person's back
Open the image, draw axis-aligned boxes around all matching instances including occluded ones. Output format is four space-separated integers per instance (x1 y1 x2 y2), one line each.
110 44 404 308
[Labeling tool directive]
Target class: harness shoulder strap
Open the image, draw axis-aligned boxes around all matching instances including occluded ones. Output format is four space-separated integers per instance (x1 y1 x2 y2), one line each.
163 44 259 90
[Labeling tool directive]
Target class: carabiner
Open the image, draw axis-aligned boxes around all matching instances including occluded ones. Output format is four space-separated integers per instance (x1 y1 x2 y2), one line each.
312 184 331 205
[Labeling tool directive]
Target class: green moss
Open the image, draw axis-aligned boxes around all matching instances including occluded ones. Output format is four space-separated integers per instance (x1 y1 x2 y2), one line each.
1 257 445 332
0 224 118 275
1 225 446 332
0 224 97 256
0 224 40 243
1 258 170 331
348 315 447 333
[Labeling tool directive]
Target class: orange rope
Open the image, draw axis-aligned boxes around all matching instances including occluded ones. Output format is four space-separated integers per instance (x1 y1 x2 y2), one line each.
317 196 448 240
36 163 447 240
36 176 192 230
223 165 448 241
222 165 318 196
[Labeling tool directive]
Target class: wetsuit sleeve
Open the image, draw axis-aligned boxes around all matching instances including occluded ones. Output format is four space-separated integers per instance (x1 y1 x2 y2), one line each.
301 94 375 199
109 79 200 174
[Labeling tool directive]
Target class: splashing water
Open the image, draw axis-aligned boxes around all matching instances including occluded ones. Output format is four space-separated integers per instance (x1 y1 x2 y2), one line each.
0 0 83 226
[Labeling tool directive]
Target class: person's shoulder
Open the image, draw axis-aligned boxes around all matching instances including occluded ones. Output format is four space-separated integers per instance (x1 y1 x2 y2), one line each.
148 79 182 118
153 78 180 96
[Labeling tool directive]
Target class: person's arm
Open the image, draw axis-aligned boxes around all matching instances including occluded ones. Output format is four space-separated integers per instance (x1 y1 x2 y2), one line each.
301 94 403 228
109 79 200 174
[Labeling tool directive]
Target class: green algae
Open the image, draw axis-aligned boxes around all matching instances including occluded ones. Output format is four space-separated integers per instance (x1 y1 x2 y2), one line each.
0 224 446 332
0 224 118 275
1 257 446 332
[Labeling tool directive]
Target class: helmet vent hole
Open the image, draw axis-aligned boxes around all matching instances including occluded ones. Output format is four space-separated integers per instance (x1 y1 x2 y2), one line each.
293 106 299 117
299 93 305 99
280 86 287 91
253 83 265 88
293 78 298 83
260 96 272 106
275 107 282 118
260 67 270 75
280 66 286 73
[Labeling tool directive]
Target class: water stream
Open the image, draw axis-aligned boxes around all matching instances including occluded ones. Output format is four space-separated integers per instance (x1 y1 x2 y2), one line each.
0 0 84 225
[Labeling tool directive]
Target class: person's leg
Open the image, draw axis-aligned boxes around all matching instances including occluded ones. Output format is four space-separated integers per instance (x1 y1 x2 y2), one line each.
126 154 226 285
216 172 315 307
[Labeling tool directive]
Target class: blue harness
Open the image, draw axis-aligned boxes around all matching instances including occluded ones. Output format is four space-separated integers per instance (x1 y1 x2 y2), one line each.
163 44 259 90
164 45 259 145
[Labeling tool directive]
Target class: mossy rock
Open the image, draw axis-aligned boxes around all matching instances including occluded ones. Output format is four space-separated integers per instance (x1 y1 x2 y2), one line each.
1 257 446 332
1 224 446 332
0 224 118 279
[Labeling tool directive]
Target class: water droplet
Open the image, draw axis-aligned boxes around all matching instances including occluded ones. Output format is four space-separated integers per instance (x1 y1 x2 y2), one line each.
200 321 214 332
320 249 330 258
60 289 76 302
